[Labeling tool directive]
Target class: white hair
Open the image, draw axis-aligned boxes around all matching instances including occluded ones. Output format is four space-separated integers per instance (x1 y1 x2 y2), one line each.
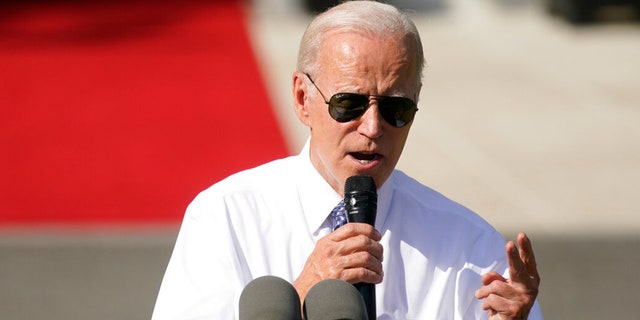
297 1 425 86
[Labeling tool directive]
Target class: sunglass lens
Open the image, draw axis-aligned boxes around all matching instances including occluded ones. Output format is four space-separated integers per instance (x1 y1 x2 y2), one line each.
328 93 370 122
379 97 417 127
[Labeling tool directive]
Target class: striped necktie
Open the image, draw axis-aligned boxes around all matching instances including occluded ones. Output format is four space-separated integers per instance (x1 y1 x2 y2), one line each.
331 200 347 231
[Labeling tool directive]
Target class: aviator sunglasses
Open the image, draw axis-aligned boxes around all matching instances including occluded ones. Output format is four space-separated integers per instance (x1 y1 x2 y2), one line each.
305 73 418 128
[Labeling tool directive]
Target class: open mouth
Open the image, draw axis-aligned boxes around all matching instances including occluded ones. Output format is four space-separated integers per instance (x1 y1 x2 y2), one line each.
350 152 381 163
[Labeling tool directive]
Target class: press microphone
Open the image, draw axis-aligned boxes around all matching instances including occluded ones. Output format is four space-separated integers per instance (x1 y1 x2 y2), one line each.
239 275 301 320
344 175 377 320
303 279 368 320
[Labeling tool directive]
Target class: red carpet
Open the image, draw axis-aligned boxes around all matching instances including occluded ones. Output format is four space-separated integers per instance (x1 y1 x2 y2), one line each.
0 0 288 224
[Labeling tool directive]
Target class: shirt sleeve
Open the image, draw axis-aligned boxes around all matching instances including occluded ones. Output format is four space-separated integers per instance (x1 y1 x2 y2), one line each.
152 191 249 320
528 300 544 319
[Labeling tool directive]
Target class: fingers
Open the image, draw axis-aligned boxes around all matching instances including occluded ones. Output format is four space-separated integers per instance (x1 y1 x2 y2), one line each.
517 232 540 283
476 274 522 300
329 224 383 261
331 224 384 281
480 272 506 286
476 276 535 318
475 272 506 299
508 232 540 286
481 292 525 318
303 223 384 284
506 240 525 281
338 251 384 284
476 232 541 319
329 223 382 242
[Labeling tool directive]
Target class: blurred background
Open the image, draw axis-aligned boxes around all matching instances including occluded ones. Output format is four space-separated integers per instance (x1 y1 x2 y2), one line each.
1 0 639 318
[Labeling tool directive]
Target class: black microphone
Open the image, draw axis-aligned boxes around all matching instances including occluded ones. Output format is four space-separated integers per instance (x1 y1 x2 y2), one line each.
239 275 301 320
303 279 368 320
344 175 377 320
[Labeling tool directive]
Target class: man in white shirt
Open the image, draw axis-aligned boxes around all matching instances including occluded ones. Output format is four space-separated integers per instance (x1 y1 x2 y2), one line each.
153 1 542 319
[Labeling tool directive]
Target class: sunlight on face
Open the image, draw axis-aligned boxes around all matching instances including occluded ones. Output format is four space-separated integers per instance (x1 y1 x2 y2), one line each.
304 31 420 194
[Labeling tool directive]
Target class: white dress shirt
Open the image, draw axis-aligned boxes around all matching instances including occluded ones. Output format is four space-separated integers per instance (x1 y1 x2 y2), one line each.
152 141 543 319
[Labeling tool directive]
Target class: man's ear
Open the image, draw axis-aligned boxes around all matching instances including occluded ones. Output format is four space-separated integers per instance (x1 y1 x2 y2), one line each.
292 72 311 127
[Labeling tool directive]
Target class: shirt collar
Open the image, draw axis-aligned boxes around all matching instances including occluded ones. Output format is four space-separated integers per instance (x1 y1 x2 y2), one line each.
296 140 342 237
295 139 395 236
375 173 393 231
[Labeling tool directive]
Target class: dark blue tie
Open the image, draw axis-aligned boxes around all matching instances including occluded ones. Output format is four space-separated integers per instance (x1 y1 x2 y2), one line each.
331 200 347 231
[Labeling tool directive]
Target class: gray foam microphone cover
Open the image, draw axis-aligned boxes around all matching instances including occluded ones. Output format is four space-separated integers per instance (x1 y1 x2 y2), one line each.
239 275 301 320
303 279 368 320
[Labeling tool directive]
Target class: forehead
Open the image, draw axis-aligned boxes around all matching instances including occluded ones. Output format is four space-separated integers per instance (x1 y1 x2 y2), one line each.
317 31 419 94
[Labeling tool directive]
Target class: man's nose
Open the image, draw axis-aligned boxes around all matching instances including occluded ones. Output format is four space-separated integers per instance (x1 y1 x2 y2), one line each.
357 103 383 139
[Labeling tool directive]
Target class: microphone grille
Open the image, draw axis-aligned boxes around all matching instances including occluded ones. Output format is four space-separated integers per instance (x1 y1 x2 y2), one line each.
345 176 376 194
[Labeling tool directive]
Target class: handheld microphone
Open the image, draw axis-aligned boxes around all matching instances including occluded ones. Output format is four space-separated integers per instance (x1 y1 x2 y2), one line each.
239 275 301 320
303 279 368 320
344 175 377 320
